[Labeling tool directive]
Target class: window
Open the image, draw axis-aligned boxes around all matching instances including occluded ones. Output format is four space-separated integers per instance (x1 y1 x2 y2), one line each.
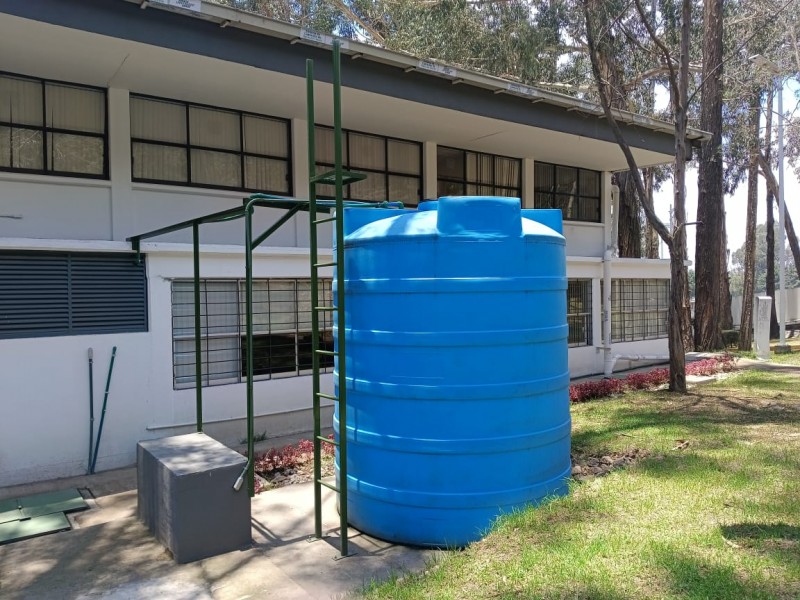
0 252 147 338
437 147 521 198
314 126 422 205
605 279 669 342
0 73 107 178
171 278 333 388
567 279 592 347
131 95 291 193
534 162 601 223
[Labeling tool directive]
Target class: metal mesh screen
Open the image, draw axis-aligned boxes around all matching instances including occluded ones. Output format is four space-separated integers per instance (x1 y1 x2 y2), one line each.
604 278 669 342
567 279 592 347
171 278 333 389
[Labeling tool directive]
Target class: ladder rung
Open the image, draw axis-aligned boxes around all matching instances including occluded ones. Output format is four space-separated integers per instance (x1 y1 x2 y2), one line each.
313 216 337 225
310 169 368 186
318 435 339 446
318 479 339 493
316 392 338 401
314 261 336 268
316 349 337 356
314 306 336 311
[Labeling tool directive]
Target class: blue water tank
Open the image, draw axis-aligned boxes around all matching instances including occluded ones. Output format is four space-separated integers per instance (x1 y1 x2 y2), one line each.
334 196 570 547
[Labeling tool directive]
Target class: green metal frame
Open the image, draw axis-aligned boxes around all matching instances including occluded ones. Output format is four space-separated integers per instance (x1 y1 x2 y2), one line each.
127 41 402 558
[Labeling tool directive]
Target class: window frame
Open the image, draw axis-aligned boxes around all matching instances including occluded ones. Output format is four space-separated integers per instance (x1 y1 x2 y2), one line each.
130 93 293 194
436 146 522 198
0 71 109 179
314 125 423 205
534 161 602 223
171 277 333 390
567 279 593 347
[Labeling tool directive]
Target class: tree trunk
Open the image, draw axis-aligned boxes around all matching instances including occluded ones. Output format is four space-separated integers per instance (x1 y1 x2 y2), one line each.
669 238 688 391
759 154 800 285
582 0 689 392
766 189 781 337
617 172 642 257
644 168 660 258
719 213 733 330
763 90 779 338
693 0 725 350
739 90 761 350
667 0 691 393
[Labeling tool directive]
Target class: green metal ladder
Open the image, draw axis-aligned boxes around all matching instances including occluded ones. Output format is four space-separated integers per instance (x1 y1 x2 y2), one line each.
307 41 365 559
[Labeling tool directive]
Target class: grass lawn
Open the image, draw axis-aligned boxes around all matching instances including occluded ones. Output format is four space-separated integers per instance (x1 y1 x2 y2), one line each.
363 370 800 600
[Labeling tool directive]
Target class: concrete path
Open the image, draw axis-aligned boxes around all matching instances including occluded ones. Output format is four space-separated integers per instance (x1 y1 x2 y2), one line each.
0 470 435 600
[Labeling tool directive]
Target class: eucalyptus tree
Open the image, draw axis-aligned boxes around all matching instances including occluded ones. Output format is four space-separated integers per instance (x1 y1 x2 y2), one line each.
583 0 695 392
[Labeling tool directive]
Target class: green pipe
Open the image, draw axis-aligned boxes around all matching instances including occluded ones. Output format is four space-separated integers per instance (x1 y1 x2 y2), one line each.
90 346 117 475
193 222 203 432
252 204 302 248
245 208 255 497
307 57 323 540
88 348 94 475
332 39 350 558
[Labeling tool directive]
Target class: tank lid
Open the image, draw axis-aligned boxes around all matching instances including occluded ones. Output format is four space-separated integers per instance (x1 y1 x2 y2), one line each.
437 196 522 238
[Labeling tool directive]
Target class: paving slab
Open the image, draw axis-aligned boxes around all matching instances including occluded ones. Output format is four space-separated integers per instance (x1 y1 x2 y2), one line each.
0 477 435 600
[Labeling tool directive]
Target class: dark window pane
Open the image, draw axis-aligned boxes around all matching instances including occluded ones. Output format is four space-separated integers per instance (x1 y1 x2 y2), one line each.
133 142 187 182
349 132 385 170
579 169 600 197
245 156 289 192
534 163 553 192
190 149 241 188
388 139 420 175
47 133 104 175
0 127 43 169
437 147 464 179
0 75 43 126
438 179 464 197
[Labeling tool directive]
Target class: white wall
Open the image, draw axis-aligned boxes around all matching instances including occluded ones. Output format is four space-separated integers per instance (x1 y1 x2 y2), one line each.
0 245 333 487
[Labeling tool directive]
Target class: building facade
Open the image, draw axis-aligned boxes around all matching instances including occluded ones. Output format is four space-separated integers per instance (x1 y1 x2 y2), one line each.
0 0 703 486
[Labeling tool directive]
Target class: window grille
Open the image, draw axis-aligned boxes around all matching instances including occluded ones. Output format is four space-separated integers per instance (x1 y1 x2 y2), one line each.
534 162 601 223
314 126 422 205
0 251 147 338
436 146 521 198
0 73 107 178
130 94 291 194
603 279 669 342
171 278 333 388
567 279 592 347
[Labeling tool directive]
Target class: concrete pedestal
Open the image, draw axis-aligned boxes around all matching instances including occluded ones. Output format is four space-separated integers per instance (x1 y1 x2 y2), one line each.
137 433 251 563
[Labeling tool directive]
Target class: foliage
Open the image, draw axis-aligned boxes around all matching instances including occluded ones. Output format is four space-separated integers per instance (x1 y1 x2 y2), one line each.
246 435 335 493
730 222 800 295
569 355 735 402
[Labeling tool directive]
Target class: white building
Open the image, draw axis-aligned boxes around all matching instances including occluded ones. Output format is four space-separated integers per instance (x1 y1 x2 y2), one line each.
0 0 706 486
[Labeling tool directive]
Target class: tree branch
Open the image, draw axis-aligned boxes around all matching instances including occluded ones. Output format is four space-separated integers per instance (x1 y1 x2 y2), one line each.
583 0 672 246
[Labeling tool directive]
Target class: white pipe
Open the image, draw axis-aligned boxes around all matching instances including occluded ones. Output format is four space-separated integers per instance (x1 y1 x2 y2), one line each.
608 354 670 372
603 184 620 376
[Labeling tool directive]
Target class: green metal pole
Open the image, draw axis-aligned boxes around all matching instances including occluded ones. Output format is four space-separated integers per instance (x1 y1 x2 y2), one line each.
193 221 203 432
307 57 323 540
332 39 349 558
245 208 255 497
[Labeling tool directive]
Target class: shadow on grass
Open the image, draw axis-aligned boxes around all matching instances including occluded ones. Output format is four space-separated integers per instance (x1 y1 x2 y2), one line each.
572 388 800 453
721 523 800 562
651 545 785 600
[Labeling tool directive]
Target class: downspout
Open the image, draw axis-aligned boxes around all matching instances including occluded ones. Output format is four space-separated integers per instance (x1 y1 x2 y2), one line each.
603 185 619 376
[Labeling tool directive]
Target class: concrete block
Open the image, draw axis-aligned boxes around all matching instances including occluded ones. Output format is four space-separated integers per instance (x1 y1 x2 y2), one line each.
137 433 251 563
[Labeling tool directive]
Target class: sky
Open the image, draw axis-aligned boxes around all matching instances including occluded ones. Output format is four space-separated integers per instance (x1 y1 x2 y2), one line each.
651 83 799 266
